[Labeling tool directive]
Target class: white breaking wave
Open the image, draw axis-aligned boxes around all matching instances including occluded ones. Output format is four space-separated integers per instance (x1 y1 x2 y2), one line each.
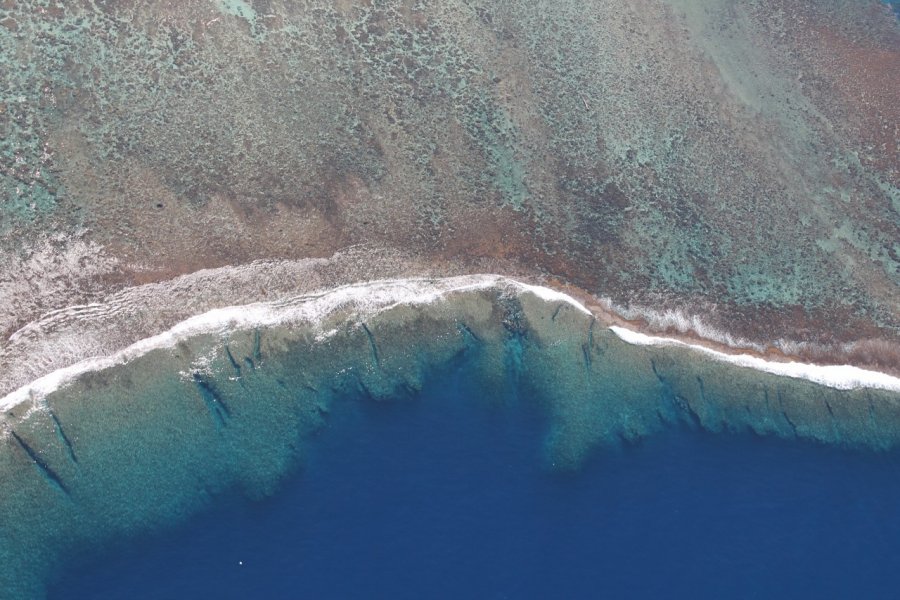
2 274 898 415
0 275 575 412
519 283 593 316
609 326 900 393
596 297 762 352
0 248 439 397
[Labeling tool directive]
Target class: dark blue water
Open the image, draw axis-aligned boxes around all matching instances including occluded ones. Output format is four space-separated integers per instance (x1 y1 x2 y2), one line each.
51 370 900 599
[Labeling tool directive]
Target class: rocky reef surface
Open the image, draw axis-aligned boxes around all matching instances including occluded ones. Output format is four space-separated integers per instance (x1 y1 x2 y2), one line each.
1 0 898 370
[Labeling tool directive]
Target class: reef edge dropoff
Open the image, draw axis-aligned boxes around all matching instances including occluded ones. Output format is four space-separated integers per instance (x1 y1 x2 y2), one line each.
2 276 900 598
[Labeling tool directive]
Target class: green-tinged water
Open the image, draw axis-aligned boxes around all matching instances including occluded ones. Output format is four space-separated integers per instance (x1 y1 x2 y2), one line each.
1 288 898 598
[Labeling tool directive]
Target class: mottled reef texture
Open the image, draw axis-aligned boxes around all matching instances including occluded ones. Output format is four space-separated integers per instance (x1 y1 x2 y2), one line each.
1 1 898 368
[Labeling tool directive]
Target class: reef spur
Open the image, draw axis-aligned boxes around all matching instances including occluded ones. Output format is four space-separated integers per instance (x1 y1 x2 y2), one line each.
2 274 900 598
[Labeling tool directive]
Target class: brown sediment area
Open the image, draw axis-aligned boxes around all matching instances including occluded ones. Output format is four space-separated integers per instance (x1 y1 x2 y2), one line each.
1 0 898 384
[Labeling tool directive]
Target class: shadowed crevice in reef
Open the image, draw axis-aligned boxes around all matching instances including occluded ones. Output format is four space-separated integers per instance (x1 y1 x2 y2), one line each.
241 330 264 370
650 359 701 429
551 304 565 322
776 390 799 438
355 373 377 402
361 323 381 369
582 318 597 369
1 286 900 599
191 372 232 427
253 330 262 362
457 322 482 346
9 430 70 497
224 345 242 377
868 393 878 430
49 411 77 465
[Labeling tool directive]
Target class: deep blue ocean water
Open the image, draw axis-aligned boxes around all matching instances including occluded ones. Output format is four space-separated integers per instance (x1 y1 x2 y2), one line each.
49 368 900 599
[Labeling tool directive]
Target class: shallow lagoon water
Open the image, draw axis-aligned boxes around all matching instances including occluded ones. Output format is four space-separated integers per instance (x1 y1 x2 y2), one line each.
4 282 900 598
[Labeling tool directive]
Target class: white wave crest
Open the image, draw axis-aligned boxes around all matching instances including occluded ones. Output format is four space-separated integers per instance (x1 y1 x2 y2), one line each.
609 326 900 393
0 275 575 411
3 274 898 416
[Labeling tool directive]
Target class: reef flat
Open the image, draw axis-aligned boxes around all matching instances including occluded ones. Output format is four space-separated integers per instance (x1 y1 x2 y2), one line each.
2 277 899 598
1 0 898 370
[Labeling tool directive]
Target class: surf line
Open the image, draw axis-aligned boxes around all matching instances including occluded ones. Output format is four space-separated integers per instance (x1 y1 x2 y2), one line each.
609 326 900 393
2 276 899 415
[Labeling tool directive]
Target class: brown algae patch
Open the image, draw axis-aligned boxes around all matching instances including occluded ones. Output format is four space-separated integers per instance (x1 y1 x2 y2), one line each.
0 0 897 354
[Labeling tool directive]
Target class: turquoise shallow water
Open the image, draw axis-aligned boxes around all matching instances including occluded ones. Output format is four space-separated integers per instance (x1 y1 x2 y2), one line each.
3 287 900 598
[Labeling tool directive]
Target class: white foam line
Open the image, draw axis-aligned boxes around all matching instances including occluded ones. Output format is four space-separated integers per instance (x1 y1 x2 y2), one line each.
2 275 585 412
516 282 593 316
4 274 896 415
609 326 900 393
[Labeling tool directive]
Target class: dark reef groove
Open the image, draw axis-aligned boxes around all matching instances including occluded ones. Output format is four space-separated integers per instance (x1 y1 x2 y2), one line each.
224 345 242 376
10 431 70 497
361 323 381 369
49 411 78 465
191 372 232 427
